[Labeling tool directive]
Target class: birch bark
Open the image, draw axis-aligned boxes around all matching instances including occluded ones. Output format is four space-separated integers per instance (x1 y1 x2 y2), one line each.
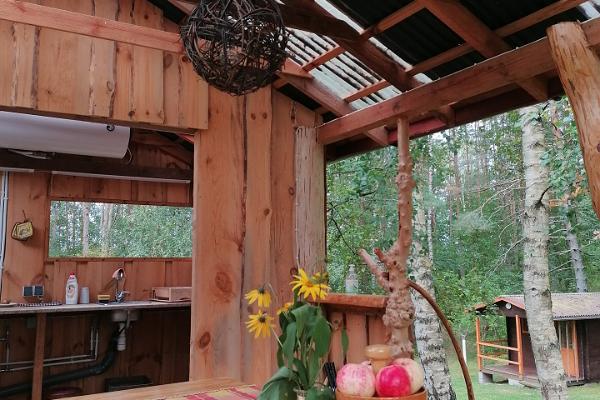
521 106 569 400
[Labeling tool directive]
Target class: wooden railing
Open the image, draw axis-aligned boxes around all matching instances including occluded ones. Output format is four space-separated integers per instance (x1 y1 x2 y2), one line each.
319 293 389 367
476 316 524 378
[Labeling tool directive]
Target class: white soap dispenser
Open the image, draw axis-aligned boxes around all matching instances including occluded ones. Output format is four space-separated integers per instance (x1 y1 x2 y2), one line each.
65 272 79 305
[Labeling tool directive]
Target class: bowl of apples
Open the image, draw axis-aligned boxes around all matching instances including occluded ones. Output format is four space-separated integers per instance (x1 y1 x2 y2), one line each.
335 345 426 400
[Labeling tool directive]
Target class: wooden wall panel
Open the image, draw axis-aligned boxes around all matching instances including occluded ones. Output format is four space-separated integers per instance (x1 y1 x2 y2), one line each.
0 0 208 132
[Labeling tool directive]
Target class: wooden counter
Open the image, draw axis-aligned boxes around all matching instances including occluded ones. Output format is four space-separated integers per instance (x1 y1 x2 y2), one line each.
63 378 247 400
0 300 190 316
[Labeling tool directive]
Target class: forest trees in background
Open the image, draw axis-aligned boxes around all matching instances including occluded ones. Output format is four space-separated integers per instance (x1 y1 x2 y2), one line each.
49 202 192 258
326 97 600 336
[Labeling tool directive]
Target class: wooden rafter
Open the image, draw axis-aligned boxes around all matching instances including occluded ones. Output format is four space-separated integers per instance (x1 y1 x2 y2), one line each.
344 80 389 103
345 0 587 101
171 0 360 41
283 73 389 146
318 15 600 144
301 1 424 73
286 0 419 91
419 0 548 101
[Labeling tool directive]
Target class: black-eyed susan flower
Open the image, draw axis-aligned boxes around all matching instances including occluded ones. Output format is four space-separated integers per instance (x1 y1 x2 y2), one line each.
246 312 274 339
291 269 330 301
245 287 271 308
277 302 293 315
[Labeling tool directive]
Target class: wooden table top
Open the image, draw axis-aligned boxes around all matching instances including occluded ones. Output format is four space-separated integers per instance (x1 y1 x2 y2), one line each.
63 378 247 400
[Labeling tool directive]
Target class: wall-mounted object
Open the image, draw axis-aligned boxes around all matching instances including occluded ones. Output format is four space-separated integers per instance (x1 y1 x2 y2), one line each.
11 212 33 241
0 111 130 159
22 285 44 298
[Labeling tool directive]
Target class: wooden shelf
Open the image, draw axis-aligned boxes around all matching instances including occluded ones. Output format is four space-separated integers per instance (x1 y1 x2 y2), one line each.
317 293 387 313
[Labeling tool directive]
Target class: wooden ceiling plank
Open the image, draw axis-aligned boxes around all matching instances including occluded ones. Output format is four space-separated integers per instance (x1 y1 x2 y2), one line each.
419 0 547 101
318 13 600 144
408 0 586 77
301 1 422 72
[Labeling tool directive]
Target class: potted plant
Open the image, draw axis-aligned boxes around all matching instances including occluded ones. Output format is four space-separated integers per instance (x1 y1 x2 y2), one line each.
245 269 335 400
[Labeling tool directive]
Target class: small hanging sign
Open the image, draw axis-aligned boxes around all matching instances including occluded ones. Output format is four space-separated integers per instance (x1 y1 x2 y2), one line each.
11 210 33 241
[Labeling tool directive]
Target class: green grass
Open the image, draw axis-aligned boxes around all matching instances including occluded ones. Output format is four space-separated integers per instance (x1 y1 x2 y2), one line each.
447 356 600 400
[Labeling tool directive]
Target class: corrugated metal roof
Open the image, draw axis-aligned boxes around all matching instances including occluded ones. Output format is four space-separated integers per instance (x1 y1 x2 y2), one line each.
485 293 600 321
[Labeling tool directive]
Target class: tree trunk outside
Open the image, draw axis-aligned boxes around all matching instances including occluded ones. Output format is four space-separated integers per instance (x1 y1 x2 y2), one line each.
101 203 114 256
82 203 90 256
412 189 456 400
520 106 569 400
564 217 587 292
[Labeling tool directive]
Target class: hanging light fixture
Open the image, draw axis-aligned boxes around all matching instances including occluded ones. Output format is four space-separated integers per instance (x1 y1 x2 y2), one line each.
180 0 289 96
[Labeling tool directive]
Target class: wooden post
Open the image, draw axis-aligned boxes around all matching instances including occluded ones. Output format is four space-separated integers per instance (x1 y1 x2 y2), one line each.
516 315 524 379
548 22 600 219
32 313 47 400
475 316 482 371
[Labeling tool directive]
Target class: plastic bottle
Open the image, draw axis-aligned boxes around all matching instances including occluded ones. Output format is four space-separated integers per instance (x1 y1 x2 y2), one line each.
345 264 358 294
65 272 79 305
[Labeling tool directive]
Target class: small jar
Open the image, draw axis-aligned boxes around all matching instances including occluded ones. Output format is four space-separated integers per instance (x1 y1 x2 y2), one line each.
365 344 393 375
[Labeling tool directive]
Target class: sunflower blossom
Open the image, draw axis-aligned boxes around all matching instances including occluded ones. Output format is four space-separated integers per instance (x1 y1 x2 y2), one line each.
246 312 274 339
277 302 293 315
245 287 271 308
291 269 330 301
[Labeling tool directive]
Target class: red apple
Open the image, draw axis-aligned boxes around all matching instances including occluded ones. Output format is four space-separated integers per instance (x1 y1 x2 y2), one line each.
375 364 412 397
336 363 376 397
392 358 425 394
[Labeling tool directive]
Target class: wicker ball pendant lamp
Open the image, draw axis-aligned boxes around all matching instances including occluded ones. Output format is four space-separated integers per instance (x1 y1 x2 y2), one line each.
180 0 289 96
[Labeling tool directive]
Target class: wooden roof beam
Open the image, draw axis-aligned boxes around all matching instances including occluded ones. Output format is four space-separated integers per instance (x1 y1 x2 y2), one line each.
301 1 424 72
341 0 586 102
419 0 548 101
408 0 588 77
282 71 389 146
318 15 600 144
286 0 419 91
172 0 359 41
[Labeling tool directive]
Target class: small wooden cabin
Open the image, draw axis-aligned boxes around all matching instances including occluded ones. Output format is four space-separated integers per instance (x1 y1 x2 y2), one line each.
475 293 600 387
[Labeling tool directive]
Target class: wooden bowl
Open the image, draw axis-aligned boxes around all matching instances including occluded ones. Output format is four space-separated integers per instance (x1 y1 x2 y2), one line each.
336 389 427 400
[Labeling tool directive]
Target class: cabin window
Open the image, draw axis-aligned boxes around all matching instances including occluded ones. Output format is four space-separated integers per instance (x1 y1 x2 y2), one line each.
48 201 192 258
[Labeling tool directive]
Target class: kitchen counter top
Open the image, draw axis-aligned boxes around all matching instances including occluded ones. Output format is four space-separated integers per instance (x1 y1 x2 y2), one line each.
0 300 191 316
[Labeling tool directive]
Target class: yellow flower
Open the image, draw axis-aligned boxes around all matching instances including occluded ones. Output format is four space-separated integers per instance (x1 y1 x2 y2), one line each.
245 287 271 308
313 271 329 284
291 269 330 301
246 312 274 339
277 302 293 315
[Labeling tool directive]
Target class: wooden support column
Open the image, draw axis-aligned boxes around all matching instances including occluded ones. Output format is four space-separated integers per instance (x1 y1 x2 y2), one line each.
548 22 600 220
32 313 47 400
190 88 324 384
475 316 482 371
516 315 524 379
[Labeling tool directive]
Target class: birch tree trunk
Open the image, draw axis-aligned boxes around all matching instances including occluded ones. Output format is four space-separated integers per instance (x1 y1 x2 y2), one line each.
101 203 114 256
564 217 587 292
82 203 90 256
520 106 569 400
412 188 456 400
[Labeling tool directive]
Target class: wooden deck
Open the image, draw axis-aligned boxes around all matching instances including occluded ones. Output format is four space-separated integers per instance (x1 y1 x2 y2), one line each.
482 364 540 388
482 364 585 388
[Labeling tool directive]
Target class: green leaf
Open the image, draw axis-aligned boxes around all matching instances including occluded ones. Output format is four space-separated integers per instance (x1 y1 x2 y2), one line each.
282 322 297 362
307 351 320 387
259 367 296 400
341 328 349 360
292 304 312 339
313 316 331 358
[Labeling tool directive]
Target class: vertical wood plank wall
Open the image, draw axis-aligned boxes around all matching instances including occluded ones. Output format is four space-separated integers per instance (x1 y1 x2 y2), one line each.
0 0 208 132
190 88 326 385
